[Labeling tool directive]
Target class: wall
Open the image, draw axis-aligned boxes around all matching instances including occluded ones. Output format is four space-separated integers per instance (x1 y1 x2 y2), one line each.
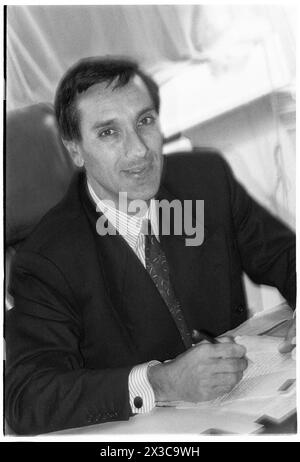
184 91 295 314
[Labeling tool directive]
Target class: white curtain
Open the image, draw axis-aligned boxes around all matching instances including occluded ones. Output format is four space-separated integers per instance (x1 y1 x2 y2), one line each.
7 4 203 110
7 5 296 110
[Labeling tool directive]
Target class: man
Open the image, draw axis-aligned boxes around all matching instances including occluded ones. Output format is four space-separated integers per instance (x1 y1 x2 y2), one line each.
5 57 296 435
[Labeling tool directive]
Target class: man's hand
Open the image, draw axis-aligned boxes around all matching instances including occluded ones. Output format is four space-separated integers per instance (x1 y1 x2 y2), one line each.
278 318 296 355
148 337 248 403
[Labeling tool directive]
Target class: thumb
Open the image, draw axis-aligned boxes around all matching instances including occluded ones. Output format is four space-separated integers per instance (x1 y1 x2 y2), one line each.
278 319 296 353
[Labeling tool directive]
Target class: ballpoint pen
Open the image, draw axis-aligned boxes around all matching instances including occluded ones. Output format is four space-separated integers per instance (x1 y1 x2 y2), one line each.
192 329 220 345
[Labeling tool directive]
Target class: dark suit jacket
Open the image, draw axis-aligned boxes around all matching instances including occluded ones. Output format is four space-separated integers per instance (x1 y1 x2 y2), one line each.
5 150 296 435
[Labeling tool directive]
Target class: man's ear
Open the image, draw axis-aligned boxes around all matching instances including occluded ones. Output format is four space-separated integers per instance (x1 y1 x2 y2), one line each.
62 139 85 168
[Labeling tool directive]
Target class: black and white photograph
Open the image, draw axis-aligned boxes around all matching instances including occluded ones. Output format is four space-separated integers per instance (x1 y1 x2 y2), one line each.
3 2 297 442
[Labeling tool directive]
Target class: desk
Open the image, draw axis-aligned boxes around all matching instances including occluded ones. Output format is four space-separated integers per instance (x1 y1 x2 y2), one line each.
255 317 297 435
50 305 296 437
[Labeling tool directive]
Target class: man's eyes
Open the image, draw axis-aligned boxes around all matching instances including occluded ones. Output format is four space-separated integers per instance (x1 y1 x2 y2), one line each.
137 115 156 127
97 115 156 138
98 128 117 138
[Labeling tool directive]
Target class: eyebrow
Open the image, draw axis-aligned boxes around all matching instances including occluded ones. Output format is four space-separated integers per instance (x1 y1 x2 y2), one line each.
91 106 156 131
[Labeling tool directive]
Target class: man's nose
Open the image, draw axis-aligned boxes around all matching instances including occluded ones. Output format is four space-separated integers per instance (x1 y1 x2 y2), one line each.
125 129 148 158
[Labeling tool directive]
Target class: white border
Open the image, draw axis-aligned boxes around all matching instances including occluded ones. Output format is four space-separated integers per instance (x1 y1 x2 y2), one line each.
1 0 299 443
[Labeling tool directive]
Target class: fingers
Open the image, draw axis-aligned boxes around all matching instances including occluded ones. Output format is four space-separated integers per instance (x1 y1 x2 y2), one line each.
207 356 247 397
279 338 296 353
212 378 241 396
196 369 244 402
211 371 244 398
214 357 248 374
278 319 296 353
286 319 296 341
216 371 244 387
195 341 247 359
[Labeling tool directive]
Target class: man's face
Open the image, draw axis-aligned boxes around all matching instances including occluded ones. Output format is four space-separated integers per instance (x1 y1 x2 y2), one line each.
70 75 164 205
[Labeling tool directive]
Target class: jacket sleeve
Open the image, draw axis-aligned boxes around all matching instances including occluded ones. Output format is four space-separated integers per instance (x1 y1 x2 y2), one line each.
5 250 132 435
221 156 296 308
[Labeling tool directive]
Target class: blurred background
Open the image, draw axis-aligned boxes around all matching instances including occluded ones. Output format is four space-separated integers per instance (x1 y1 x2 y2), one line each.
5 4 296 314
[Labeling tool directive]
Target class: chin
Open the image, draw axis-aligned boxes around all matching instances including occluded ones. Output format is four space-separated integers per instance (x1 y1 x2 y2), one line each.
129 183 160 201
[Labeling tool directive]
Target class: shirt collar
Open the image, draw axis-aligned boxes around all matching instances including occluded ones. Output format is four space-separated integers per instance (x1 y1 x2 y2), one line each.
87 181 159 241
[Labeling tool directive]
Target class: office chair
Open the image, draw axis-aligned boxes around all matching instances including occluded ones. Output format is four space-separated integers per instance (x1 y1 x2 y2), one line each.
5 103 76 310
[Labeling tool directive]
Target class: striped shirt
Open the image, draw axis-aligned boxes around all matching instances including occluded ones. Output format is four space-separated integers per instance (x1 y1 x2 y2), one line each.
87 182 160 414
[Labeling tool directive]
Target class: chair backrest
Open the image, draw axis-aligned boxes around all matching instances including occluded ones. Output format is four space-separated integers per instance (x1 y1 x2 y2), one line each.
6 103 76 246
5 103 76 311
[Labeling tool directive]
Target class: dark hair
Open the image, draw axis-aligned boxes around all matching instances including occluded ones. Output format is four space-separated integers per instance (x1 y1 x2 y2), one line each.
54 56 160 141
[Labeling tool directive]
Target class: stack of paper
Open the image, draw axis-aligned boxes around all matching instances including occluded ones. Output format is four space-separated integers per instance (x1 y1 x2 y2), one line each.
214 336 296 403
225 303 293 337
158 335 296 432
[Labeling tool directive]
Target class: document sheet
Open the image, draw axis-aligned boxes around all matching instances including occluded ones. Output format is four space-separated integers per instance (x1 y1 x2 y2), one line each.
158 335 296 426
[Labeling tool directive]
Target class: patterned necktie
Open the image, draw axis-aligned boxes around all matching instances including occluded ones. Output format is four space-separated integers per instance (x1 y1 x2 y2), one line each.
144 220 192 349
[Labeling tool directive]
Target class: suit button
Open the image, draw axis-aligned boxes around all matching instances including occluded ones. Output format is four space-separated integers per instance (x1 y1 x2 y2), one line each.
236 305 245 314
191 329 202 343
134 396 143 409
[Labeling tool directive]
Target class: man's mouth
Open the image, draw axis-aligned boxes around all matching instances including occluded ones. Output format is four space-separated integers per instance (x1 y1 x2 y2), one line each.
123 163 152 177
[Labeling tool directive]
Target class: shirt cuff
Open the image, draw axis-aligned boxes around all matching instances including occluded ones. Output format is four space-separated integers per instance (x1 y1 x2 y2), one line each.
128 360 160 414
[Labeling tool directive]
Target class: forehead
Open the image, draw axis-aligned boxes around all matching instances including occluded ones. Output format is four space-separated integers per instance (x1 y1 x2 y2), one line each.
76 75 154 123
